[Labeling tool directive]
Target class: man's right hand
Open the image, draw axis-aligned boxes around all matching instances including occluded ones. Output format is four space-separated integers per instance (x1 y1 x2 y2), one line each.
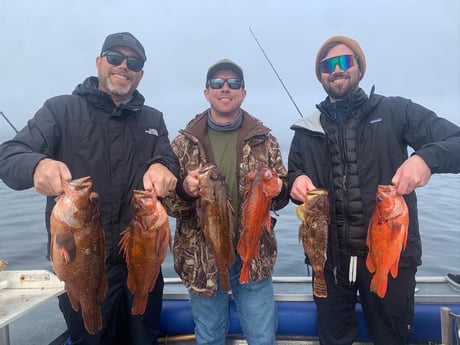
290 175 316 203
182 168 200 198
33 158 72 196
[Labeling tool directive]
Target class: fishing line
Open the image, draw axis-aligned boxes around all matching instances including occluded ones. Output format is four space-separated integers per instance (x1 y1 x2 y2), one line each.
0 110 19 133
249 27 303 118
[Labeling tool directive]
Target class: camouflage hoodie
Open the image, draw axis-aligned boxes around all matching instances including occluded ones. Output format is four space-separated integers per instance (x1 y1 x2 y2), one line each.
163 109 289 297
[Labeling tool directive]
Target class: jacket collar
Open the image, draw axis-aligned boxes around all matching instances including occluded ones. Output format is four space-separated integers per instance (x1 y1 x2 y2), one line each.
182 109 270 140
72 76 145 114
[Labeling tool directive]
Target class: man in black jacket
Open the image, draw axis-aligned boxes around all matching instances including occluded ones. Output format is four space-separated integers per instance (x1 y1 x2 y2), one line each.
288 35 460 345
0 32 179 345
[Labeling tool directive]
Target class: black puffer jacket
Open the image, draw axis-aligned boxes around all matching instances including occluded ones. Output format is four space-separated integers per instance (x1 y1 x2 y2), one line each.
0 76 179 264
288 87 460 268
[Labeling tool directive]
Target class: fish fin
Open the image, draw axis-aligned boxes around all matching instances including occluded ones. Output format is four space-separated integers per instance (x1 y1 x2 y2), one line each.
227 250 235 268
390 260 399 278
55 232 77 264
126 272 137 294
365 254 376 273
131 296 148 315
295 204 306 222
264 213 272 232
220 270 231 291
237 235 246 257
65 286 80 311
81 306 103 334
370 273 388 298
97 274 108 302
239 266 249 284
118 227 132 259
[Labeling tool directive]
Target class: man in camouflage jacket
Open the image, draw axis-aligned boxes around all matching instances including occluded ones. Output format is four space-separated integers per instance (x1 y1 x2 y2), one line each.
162 59 289 345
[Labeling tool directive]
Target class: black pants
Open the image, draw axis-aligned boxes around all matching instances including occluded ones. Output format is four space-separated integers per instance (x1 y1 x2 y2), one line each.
58 263 164 345
314 255 416 345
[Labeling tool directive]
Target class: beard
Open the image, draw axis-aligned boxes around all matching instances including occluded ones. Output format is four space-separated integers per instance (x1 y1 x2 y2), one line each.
98 72 133 98
104 77 133 97
322 72 359 101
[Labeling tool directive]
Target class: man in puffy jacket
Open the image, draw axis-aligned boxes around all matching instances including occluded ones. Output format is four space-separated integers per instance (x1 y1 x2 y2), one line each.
288 36 460 345
0 32 179 345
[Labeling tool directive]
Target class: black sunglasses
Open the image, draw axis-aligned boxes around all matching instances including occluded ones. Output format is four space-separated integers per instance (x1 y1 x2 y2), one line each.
207 78 243 90
101 51 144 72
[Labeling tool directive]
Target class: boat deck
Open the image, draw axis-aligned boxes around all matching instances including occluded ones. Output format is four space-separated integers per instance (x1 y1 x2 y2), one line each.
160 276 460 345
1 271 459 344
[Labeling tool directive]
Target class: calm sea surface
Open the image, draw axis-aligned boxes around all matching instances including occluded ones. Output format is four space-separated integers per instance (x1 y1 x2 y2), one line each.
0 174 459 278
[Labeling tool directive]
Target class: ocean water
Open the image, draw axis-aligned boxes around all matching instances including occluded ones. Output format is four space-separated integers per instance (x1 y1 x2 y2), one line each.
0 174 459 278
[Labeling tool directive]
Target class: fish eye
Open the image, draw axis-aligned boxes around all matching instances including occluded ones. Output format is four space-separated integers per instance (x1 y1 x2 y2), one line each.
263 171 273 181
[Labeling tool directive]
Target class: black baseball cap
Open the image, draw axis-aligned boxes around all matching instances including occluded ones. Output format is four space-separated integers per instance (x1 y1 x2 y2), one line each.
101 32 146 62
206 59 244 82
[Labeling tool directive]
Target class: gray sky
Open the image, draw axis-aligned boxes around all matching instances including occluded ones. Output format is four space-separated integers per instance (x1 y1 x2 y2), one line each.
1 0 459 150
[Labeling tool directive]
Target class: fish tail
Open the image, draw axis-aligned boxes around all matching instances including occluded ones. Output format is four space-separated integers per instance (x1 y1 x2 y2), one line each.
370 273 388 298
82 306 103 335
313 273 327 298
131 295 148 315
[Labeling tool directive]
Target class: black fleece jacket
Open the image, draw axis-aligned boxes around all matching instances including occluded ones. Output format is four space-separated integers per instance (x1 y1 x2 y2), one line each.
0 76 179 264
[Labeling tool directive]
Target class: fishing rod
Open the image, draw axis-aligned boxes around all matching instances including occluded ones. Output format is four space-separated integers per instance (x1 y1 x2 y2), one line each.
249 27 303 118
0 110 19 133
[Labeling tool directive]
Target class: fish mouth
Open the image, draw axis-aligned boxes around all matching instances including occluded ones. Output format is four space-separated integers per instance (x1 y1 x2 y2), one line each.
70 176 93 189
305 189 328 202
198 163 218 179
132 190 154 198
199 163 217 173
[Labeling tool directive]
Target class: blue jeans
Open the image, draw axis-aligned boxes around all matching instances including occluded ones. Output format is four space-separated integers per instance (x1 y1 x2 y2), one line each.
189 255 277 345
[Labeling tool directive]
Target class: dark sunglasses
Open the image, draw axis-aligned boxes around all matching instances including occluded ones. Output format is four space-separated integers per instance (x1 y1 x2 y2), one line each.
101 51 144 72
320 54 356 74
207 78 244 90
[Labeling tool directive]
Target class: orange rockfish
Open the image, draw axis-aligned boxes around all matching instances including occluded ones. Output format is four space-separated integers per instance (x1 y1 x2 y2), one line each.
197 164 235 291
238 167 279 284
295 189 330 298
366 185 409 298
119 189 171 315
50 176 107 334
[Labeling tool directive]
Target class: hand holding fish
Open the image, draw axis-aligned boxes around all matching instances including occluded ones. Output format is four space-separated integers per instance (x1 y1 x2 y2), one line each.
143 163 177 198
290 175 316 203
182 168 200 197
391 155 431 195
33 158 72 196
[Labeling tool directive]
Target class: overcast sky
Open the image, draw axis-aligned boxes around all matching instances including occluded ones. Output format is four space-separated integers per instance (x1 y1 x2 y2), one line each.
1 0 459 150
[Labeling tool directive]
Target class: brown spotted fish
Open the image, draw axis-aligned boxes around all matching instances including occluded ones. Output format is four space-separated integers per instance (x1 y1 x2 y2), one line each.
238 166 279 284
197 164 235 291
295 189 330 298
119 189 171 315
50 176 107 334
366 185 409 298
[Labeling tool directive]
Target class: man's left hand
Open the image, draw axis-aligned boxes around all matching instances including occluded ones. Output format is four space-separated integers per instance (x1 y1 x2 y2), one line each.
391 155 431 195
143 163 177 198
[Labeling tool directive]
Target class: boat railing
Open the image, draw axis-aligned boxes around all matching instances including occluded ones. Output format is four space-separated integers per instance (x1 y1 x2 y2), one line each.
440 307 460 345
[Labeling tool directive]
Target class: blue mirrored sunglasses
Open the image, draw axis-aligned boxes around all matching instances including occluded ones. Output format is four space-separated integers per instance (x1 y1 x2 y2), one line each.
101 51 144 72
320 54 356 74
207 78 243 90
